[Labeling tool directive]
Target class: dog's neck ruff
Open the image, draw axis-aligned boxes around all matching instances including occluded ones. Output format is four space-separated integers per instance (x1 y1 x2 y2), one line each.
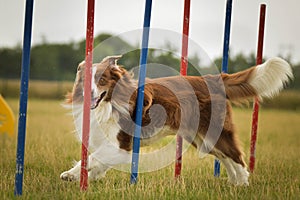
71 101 121 152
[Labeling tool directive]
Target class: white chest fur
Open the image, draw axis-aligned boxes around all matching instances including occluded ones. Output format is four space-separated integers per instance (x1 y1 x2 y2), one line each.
71 102 121 151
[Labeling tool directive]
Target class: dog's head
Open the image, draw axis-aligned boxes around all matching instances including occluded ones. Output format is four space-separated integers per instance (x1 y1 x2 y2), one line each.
67 55 135 110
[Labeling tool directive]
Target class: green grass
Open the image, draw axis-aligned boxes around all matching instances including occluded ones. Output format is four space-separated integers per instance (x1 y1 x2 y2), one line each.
1 99 300 199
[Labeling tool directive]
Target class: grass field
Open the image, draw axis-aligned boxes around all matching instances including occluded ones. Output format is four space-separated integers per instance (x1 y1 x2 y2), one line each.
1 99 300 199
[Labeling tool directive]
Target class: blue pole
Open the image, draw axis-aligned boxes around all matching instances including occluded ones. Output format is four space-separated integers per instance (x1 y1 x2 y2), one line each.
221 0 233 73
130 0 152 184
14 0 34 196
214 0 233 177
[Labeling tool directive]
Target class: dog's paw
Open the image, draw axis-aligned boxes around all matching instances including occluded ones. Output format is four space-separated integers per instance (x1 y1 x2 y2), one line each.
236 170 249 186
60 171 79 182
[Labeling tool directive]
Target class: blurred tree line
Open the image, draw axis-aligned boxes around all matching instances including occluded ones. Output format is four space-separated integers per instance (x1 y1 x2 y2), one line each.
0 33 299 89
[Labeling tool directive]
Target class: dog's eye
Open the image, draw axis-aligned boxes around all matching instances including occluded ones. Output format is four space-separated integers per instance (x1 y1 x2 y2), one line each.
98 77 106 85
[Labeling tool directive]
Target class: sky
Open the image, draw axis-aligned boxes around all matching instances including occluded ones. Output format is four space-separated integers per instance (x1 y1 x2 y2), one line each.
1 0 300 63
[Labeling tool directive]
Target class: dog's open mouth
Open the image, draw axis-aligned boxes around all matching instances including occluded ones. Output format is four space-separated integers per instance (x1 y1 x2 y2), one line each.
91 91 107 110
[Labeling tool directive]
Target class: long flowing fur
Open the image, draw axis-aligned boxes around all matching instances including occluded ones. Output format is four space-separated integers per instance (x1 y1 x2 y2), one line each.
249 57 293 98
222 57 293 101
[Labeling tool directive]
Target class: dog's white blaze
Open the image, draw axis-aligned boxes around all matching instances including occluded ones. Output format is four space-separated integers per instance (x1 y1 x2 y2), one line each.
91 65 98 96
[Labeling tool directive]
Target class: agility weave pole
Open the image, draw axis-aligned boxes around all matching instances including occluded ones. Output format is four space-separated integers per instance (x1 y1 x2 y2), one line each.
130 0 152 184
14 0 34 196
214 0 233 177
175 0 191 178
249 4 266 173
80 0 95 191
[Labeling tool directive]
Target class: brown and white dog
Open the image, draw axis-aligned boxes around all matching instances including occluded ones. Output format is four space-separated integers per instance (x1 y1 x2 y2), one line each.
60 55 293 185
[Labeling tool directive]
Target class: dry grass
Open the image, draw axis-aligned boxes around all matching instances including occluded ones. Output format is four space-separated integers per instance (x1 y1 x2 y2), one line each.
1 99 300 199
0 79 73 99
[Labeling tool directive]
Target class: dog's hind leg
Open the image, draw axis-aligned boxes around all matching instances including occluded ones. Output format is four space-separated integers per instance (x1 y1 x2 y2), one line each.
214 128 249 186
182 131 249 186
230 159 249 186
218 157 237 184
217 156 249 186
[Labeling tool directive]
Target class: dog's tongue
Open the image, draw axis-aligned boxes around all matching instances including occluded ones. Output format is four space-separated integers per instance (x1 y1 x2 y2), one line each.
90 97 99 110
90 91 107 110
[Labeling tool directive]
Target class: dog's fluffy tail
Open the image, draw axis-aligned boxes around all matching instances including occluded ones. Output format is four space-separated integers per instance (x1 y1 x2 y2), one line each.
223 57 293 101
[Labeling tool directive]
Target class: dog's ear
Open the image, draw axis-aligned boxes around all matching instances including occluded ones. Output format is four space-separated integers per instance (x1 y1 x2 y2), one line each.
102 55 122 71
142 87 153 116
77 60 85 71
107 55 122 65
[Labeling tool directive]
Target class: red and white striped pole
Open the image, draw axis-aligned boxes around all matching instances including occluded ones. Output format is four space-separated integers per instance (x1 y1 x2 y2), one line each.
80 0 95 191
249 4 266 173
175 0 191 178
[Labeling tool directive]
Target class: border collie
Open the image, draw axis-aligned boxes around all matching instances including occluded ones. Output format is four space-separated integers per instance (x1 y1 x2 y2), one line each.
60 55 293 185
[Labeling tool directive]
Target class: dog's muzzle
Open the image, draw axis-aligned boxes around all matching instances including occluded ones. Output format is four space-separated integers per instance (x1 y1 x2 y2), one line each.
91 91 107 109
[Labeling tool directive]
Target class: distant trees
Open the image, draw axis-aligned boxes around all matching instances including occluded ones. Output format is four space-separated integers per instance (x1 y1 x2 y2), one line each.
0 47 22 79
0 33 299 89
30 44 81 80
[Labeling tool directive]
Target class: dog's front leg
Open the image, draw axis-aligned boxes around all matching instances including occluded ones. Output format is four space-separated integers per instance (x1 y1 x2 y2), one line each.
60 143 131 181
87 142 131 180
60 160 81 181
60 155 109 182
